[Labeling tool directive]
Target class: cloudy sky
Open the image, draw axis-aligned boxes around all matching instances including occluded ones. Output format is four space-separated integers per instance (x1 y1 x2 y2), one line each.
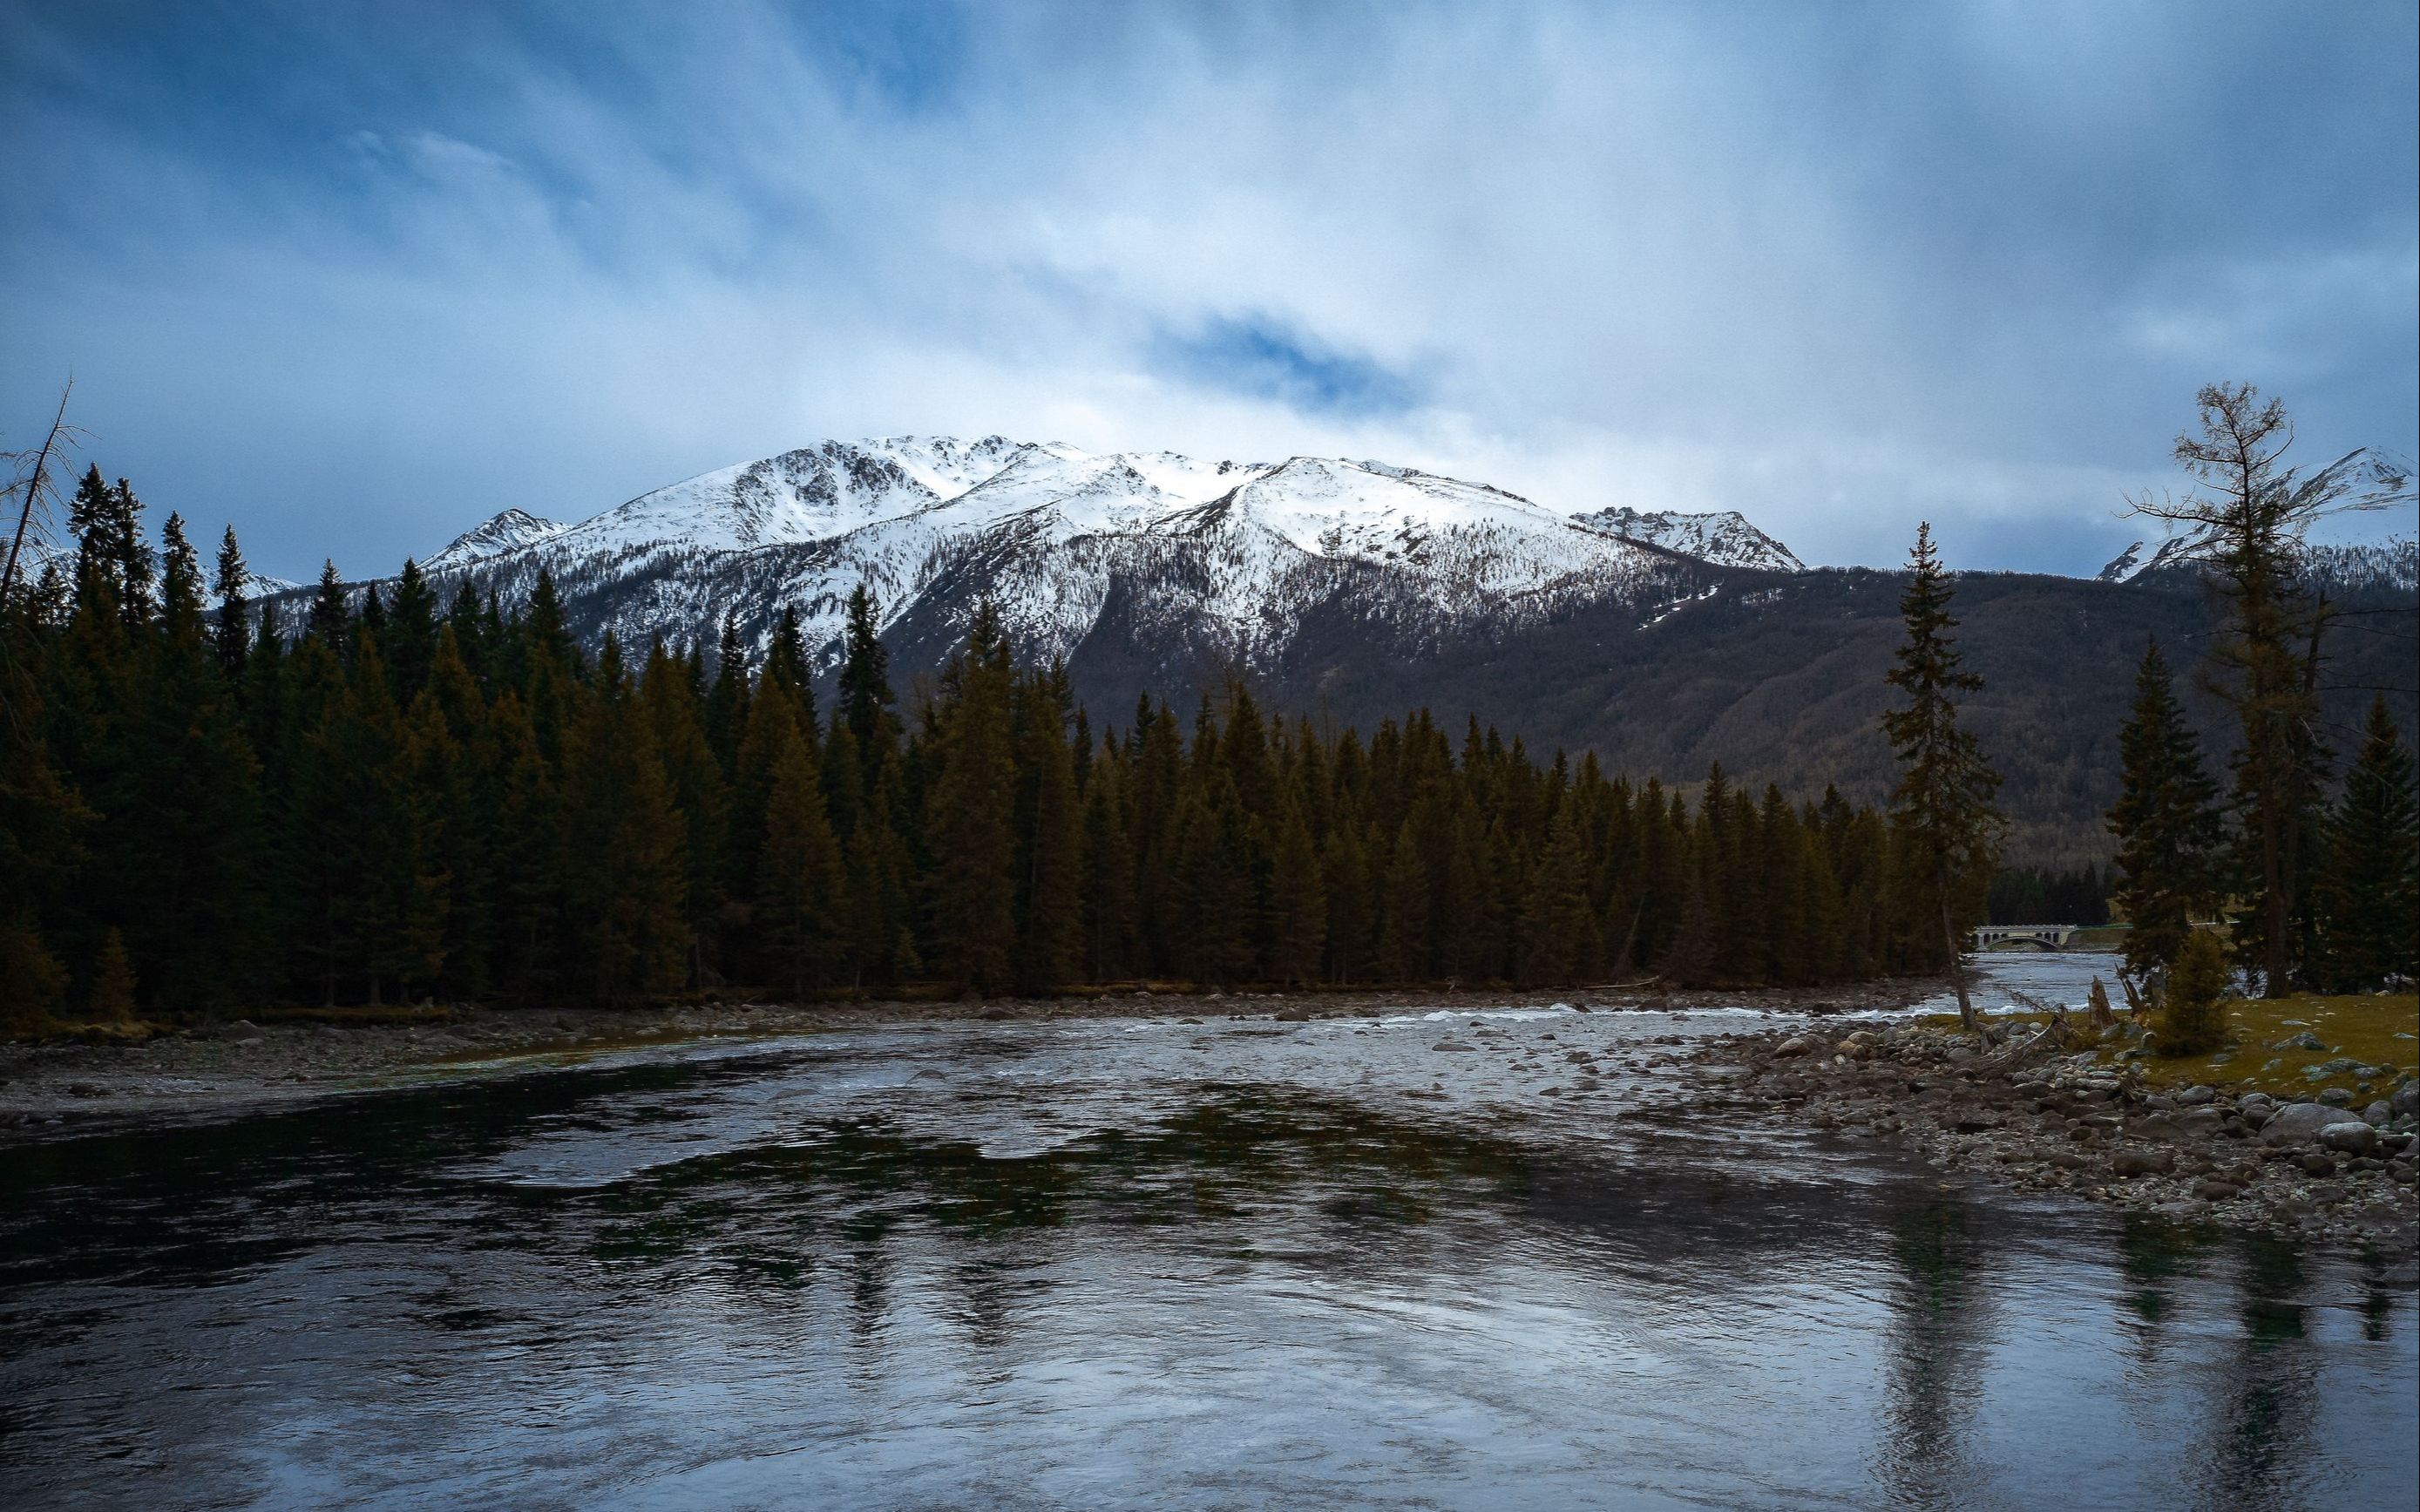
3 0 2413 581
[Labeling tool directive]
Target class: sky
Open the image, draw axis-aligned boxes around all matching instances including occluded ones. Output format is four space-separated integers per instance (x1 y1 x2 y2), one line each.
3 0 2414 582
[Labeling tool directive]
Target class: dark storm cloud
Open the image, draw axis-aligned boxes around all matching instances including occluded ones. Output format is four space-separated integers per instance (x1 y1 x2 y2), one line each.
1 1 2410 579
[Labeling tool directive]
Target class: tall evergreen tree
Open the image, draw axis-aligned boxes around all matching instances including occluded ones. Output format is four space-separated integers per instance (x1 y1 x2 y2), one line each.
211 525 251 681
2315 698 2418 991
2105 639 2225 981
2123 383 2410 993
755 709 844 999
1881 524 2003 1030
925 603 1018 993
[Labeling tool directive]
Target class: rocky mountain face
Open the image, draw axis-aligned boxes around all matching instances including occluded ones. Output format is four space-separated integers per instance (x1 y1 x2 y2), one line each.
295 437 2415 859
1567 505 1804 572
384 435 1759 681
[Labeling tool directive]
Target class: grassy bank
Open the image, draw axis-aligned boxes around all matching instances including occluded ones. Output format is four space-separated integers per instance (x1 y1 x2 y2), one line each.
2140 992 2418 1100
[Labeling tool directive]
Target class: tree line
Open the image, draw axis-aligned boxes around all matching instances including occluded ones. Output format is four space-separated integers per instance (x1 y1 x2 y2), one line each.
2104 383 2417 1008
0 468 1991 1022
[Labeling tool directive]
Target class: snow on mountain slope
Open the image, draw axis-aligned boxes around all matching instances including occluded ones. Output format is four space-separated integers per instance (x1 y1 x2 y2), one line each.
398 437 1751 667
427 507 567 570
2096 535 2204 583
1567 505 1804 573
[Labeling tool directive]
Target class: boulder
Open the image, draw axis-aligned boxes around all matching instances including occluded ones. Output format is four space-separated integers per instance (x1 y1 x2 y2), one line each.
2176 1084 2217 1106
2299 1152 2338 1176
2193 1178 2244 1200
2260 1102 2349 1148
221 1019 264 1041
2316 1088 2353 1107
2365 1101 2395 1127
2318 1122 2379 1156
2393 1081 2420 1118
1773 1037 1812 1059
2110 1149 2176 1177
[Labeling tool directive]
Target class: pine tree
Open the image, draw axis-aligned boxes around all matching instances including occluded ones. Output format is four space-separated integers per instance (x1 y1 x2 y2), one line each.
1519 803 1595 987
1079 749 1135 980
386 559 439 707
2315 698 2418 991
925 603 1018 993
755 711 844 1000
1264 790 1326 985
1881 524 2003 1030
2105 639 2225 982
837 584 898 769
307 560 349 653
2124 384 2393 995
212 525 251 681
1011 668 1082 992
559 636 690 1001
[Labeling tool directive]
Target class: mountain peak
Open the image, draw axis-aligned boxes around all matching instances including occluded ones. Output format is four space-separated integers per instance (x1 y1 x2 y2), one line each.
1567 505 1803 573
428 507 567 569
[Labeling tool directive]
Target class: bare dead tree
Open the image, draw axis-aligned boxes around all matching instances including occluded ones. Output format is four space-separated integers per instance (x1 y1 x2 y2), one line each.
2 379 85 602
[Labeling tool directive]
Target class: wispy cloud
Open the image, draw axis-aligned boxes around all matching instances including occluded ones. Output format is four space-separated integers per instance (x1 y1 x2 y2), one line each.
0 1 2410 578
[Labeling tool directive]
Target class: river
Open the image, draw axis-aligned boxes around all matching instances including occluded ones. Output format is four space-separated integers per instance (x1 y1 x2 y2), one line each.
3 957 2413 1509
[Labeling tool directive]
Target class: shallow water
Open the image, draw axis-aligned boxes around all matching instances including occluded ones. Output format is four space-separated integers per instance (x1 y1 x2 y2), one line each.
3 971 2413 1509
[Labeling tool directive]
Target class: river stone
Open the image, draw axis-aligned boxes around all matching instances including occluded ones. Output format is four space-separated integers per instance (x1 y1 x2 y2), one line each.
2394 1081 2420 1118
1432 1040 1477 1053
2177 1084 2217 1106
222 1020 263 1041
2365 1101 2395 1127
2261 1102 2351 1148
2318 1122 2379 1155
2316 1088 2354 1107
2299 1152 2338 1176
2193 1178 2244 1200
1773 1037 1812 1058
1953 1112 2005 1133
2110 1149 2175 1177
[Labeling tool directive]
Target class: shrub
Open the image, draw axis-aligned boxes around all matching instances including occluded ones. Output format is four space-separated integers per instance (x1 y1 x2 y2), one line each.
2157 927 2230 1056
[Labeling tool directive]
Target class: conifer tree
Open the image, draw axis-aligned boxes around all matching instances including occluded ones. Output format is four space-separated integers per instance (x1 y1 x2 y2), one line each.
386 559 439 707
1264 790 1326 985
755 709 844 999
2123 384 2412 993
837 585 897 768
925 603 1018 993
307 561 349 653
1519 804 1595 986
212 525 251 681
1011 668 1082 992
1078 749 1135 980
705 609 750 778
2315 698 2418 991
1881 524 2003 1029
2105 639 2224 981
559 636 690 1000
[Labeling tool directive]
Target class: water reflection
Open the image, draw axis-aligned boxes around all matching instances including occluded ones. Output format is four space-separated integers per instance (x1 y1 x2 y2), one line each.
0 1019 2411 1510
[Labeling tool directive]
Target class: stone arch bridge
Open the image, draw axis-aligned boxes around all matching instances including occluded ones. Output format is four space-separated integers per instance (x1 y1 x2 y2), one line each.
1971 924 2080 951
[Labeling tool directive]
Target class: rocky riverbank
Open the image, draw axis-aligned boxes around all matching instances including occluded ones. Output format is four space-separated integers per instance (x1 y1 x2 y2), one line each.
1707 1020 2420 1251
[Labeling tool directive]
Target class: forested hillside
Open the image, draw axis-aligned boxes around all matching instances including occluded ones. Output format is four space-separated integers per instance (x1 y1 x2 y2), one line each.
2 491 1979 1019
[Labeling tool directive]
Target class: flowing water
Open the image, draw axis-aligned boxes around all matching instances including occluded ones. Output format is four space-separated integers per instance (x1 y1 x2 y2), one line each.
3 960 2414 1509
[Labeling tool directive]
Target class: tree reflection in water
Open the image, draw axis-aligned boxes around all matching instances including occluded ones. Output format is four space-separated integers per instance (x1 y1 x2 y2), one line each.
1878 1198 1996 1505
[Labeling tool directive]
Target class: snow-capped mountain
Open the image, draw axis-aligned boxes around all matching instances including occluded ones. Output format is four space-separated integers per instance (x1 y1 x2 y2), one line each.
2098 532 2417 592
1566 505 1804 573
426 507 567 570
403 436 1766 675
